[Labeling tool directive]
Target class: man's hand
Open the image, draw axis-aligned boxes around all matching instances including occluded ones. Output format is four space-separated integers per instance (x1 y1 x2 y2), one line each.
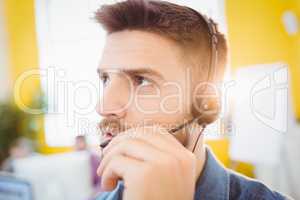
97 126 197 200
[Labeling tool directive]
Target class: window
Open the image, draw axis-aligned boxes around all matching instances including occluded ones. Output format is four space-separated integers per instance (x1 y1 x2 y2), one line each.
35 0 227 147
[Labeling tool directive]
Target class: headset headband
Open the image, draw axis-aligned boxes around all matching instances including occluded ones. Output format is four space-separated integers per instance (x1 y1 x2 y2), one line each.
186 7 218 82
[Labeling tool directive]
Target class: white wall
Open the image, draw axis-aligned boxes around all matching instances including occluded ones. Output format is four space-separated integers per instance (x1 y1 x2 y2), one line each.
0 0 10 101
254 85 300 199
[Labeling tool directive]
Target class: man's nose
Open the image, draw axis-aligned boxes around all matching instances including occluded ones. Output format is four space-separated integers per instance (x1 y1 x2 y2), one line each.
96 76 130 119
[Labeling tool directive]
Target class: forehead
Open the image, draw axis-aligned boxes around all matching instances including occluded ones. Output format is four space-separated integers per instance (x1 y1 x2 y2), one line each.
98 30 186 75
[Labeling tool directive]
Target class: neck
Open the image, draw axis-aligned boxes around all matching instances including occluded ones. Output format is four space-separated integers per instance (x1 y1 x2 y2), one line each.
172 121 207 182
194 139 206 182
185 123 207 183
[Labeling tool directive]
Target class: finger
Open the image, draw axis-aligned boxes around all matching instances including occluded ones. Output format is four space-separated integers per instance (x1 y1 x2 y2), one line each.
100 154 143 191
103 126 184 156
122 126 195 169
98 138 171 176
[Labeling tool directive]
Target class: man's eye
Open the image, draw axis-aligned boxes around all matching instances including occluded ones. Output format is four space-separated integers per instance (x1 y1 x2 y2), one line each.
133 75 152 86
100 73 110 86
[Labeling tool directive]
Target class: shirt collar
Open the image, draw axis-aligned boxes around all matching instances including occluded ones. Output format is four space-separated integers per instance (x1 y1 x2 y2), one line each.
194 147 230 200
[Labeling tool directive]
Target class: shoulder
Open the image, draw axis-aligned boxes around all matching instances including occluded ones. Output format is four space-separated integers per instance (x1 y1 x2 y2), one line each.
94 192 113 200
94 181 124 200
228 170 290 200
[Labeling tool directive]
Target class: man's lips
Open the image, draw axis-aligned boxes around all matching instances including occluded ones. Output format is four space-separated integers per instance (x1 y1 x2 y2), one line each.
99 131 114 149
102 131 114 140
98 115 206 150
98 118 125 148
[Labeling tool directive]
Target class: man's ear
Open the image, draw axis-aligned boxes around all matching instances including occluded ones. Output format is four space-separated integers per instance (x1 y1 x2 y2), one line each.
191 96 221 125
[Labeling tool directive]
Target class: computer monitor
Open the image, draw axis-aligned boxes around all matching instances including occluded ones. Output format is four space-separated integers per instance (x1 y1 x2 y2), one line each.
13 152 93 200
0 173 33 200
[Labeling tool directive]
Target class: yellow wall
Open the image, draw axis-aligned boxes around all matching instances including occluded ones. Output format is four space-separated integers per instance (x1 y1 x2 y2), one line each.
227 0 300 118
4 0 71 154
4 0 39 104
224 0 300 177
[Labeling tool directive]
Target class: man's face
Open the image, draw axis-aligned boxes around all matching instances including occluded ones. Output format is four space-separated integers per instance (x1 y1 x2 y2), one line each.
97 30 194 141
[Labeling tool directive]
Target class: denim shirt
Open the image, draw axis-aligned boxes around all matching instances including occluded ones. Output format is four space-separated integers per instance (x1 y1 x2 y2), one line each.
96 148 290 200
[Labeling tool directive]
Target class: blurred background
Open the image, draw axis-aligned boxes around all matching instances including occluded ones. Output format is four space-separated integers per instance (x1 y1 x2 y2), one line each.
0 0 299 200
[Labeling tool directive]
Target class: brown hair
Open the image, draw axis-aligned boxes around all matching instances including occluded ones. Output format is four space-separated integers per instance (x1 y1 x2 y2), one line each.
95 0 228 124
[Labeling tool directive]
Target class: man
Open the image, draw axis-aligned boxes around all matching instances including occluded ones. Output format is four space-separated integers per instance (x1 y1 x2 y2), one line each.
74 135 88 151
94 0 289 199
73 135 103 197
1 137 35 173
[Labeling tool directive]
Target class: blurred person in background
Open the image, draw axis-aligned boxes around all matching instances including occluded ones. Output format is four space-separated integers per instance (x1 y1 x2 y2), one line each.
1 137 35 173
74 135 89 151
74 135 103 198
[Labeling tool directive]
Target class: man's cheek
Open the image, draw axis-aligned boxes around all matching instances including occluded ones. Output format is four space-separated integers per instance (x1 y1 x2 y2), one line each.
132 97 161 115
132 92 187 116
159 94 183 114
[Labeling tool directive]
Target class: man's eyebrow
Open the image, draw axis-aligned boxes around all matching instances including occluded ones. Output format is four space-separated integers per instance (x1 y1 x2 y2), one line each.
97 68 165 80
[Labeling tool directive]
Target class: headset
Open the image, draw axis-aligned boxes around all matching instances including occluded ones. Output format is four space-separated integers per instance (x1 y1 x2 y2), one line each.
186 6 219 123
100 6 219 152
175 7 219 152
